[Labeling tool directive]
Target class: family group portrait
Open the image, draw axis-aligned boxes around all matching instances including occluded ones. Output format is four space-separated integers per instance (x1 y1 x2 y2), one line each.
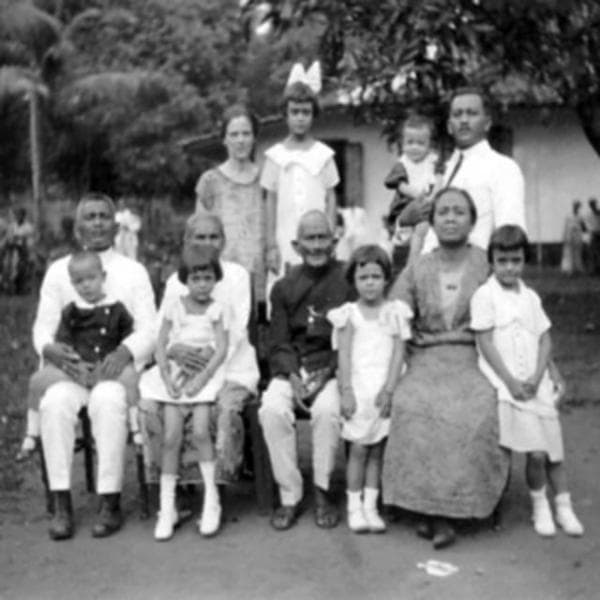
1 1 599 599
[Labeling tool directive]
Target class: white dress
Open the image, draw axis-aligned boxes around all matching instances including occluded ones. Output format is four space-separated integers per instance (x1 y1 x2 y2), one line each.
260 140 339 272
140 298 227 404
470 276 564 461
327 300 412 444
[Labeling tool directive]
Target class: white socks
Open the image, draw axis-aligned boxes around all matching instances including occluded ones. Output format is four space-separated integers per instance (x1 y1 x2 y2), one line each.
555 492 584 536
346 489 386 533
530 487 585 538
363 487 386 533
198 461 221 537
155 473 178 541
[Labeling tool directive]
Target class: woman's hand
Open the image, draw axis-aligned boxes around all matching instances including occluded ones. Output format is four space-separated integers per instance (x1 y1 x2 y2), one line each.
99 345 132 379
160 364 181 399
375 389 393 418
184 373 208 397
340 388 357 420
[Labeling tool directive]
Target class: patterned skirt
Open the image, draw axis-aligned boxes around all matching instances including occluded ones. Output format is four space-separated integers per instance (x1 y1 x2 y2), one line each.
382 344 510 519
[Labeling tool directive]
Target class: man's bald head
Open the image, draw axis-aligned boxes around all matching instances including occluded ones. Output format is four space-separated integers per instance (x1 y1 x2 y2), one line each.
296 210 332 239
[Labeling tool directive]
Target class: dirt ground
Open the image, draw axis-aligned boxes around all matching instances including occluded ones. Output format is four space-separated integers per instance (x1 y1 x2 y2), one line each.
1 270 599 600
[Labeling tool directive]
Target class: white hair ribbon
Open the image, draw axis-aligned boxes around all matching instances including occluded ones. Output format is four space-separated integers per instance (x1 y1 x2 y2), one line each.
286 60 322 94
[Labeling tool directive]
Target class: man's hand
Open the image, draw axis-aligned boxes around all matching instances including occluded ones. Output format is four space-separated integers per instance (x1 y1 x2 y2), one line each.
98 345 132 379
289 373 310 415
42 342 82 380
375 389 393 418
340 389 357 420
168 344 212 377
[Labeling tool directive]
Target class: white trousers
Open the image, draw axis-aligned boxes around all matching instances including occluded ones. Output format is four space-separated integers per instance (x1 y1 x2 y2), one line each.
39 380 128 493
259 378 341 506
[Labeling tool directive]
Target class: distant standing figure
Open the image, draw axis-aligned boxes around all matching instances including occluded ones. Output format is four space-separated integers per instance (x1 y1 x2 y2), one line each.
195 104 265 300
560 200 586 275
585 197 600 274
115 200 141 260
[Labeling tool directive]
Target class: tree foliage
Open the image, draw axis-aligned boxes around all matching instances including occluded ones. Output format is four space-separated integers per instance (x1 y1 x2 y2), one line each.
243 0 600 151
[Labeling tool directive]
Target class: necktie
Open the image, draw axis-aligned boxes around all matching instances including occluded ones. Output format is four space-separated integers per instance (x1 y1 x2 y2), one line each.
445 151 464 188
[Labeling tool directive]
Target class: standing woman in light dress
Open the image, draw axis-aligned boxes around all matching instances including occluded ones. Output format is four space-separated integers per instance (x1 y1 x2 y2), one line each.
195 104 266 301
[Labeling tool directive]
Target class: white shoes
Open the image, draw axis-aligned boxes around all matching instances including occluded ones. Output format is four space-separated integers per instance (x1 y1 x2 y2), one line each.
363 508 387 533
198 502 222 537
154 507 178 541
555 501 584 536
347 507 369 533
532 496 556 537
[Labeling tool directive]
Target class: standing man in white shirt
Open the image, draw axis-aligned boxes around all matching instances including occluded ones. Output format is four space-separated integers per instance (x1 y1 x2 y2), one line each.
139 212 260 490
411 87 526 252
34 193 157 540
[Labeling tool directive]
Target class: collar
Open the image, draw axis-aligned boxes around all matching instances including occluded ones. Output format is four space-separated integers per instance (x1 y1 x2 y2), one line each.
73 292 116 310
300 258 336 278
489 273 522 295
456 139 491 160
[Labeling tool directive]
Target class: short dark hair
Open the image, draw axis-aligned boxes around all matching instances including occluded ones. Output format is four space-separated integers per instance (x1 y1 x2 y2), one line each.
282 81 320 117
177 245 223 284
402 113 434 137
68 250 103 273
429 187 478 225
448 86 493 116
345 244 393 288
487 225 531 263
220 103 259 139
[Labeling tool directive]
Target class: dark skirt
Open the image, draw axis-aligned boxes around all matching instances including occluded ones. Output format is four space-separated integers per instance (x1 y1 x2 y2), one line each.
382 344 510 519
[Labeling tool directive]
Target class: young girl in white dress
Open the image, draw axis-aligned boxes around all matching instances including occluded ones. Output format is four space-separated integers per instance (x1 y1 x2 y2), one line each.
144 246 229 541
471 225 584 538
260 67 339 279
328 245 412 533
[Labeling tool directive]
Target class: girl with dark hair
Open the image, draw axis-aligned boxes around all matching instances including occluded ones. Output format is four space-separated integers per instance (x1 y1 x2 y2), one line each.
195 104 265 300
471 225 584 538
328 244 411 533
261 63 339 278
143 245 229 541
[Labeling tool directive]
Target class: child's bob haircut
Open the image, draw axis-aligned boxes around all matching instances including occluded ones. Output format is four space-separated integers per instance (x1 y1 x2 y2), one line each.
487 224 531 263
345 244 392 288
282 81 320 117
177 244 223 284
68 249 103 274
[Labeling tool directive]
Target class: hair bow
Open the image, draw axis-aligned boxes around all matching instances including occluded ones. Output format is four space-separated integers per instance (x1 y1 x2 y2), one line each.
286 61 322 94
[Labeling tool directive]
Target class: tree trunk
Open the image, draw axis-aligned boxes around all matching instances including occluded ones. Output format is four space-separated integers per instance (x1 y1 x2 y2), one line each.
28 89 42 227
576 98 600 158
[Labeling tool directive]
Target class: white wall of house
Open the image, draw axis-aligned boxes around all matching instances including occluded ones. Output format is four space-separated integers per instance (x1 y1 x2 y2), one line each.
257 107 600 244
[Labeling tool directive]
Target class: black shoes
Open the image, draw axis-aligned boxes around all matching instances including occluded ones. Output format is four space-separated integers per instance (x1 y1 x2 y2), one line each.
48 491 74 541
91 493 123 538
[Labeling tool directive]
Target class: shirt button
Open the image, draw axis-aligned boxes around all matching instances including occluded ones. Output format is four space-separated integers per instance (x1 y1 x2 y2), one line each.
94 346 100 353
100 327 107 335
105 308 110 315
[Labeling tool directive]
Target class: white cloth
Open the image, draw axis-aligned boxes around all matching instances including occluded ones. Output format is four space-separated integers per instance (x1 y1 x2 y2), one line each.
114 208 141 260
140 299 227 404
400 152 437 194
33 249 155 492
152 261 259 394
470 276 563 460
258 378 340 506
39 379 128 492
33 248 156 371
260 140 339 270
422 140 526 252
327 301 412 444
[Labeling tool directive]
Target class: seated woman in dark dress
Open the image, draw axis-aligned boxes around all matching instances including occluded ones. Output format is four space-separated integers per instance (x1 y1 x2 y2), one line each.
382 187 510 549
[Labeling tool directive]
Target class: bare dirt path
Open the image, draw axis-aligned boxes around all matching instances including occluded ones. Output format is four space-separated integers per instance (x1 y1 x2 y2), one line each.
1 405 599 600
